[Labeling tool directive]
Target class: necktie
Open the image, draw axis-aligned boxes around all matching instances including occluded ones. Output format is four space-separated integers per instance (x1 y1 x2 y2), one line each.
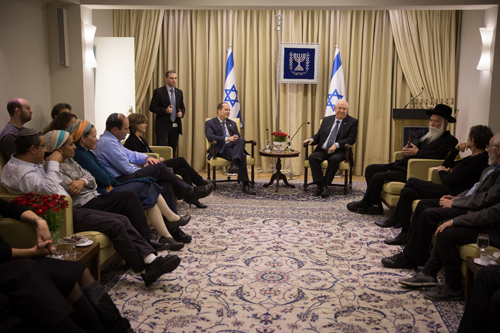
325 120 340 151
170 88 176 122
220 121 227 153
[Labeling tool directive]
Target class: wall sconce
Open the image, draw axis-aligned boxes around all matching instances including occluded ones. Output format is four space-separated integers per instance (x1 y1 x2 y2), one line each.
84 24 97 68
477 27 493 71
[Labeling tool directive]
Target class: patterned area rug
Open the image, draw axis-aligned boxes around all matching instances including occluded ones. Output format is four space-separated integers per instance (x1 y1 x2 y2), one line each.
101 179 464 333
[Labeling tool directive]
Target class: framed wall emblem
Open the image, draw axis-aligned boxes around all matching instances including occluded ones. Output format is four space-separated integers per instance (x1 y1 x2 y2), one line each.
279 43 320 84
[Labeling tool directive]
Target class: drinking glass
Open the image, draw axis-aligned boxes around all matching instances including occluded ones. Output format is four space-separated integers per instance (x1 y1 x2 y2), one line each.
477 233 490 264
265 139 271 152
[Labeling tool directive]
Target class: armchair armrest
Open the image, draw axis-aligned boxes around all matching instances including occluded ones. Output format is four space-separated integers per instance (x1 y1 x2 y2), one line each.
428 167 443 184
0 194 73 248
150 146 173 161
394 151 404 161
407 159 444 180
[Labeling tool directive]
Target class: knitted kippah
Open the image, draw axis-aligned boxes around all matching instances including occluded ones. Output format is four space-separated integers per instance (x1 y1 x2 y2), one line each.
17 128 40 137
44 130 70 153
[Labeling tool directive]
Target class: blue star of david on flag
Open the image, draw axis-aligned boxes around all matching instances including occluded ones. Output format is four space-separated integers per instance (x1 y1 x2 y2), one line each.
326 89 344 111
224 85 239 107
325 46 346 117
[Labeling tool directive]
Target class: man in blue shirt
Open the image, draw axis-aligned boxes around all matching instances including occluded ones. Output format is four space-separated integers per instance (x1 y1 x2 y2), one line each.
94 113 213 243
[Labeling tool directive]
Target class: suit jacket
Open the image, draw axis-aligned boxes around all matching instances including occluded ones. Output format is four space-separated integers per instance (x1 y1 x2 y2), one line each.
124 133 151 153
453 166 500 212
388 131 458 172
453 167 500 248
310 114 358 153
149 86 185 135
205 117 243 159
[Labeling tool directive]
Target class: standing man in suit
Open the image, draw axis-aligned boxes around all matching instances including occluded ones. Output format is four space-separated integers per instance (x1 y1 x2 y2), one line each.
303 99 358 198
205 102 256 195
149 70 185 157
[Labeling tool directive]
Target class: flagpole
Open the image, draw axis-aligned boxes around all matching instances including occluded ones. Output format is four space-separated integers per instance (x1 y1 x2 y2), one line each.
275 14 282 133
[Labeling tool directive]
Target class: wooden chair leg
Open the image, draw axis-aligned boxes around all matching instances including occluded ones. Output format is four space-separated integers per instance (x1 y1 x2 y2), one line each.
343 170 348 195
212 166 217 189
303 167 308 191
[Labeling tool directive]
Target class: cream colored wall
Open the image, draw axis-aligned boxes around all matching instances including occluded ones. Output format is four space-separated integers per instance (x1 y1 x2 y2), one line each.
46 4 87 121
0 0 53 131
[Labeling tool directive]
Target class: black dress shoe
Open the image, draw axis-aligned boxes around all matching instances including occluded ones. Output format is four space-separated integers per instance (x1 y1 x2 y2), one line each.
141 254 181 287
399 271 437 288
384 232 407 245
314 186 323 196
158 236 185 250
320 186 329 198
227 163 239 174
167 214 191 227
192 200 208 208
422 284 464 301
148 239 170 252
185 183 214 204
242 184 256 195
356 205 384 215
346 200 361 212
197 179 215 186
172 231 192 243
381 252 415 269
375 216 399 228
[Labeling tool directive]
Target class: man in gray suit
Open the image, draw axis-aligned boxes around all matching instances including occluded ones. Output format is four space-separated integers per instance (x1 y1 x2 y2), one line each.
398 196 500 301
381 133 500 274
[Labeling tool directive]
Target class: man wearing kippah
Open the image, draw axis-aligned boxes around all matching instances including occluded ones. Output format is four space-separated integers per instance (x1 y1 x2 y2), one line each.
0 98 33 162
1 128 181 287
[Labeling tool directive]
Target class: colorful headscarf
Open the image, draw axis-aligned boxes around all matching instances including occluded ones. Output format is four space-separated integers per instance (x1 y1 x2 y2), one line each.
44 130 70 153
67 119 92 143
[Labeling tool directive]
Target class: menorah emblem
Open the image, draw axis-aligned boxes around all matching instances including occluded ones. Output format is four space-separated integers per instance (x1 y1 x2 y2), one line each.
289 52 310 75
293 53 307 71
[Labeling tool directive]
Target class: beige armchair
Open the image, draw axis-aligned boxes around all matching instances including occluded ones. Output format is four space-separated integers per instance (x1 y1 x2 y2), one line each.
0 154 118 271
205 118 256 189
381 152 447 215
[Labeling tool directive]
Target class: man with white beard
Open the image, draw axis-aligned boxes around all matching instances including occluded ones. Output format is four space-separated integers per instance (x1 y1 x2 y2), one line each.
347 104 458 215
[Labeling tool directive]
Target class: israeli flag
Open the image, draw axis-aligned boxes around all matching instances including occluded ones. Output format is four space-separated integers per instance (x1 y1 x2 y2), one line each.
223 46 243 128
325 46 346 117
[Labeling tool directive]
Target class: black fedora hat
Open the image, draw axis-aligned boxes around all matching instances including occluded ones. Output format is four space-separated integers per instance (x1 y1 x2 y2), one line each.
426 104 456 123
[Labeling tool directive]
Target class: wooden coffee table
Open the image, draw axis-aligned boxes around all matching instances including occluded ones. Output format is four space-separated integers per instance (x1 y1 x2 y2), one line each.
465 256 483 304
259 149 300 192
73 241 101 280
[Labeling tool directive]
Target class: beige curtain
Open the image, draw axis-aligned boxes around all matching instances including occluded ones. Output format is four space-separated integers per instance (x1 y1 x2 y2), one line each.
114 9 460 176
389 10 460 103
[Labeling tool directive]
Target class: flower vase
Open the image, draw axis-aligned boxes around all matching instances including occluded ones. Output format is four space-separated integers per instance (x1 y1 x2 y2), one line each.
273 141 287 152
51 231 62 245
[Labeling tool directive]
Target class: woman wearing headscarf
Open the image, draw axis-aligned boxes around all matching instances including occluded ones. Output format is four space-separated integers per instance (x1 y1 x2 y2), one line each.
44 129 184 250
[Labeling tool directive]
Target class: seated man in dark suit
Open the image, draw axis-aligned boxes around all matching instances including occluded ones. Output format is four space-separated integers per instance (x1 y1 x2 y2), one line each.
303 99 358 198
205 102 256 195
347 104 458 215
397 200 500 302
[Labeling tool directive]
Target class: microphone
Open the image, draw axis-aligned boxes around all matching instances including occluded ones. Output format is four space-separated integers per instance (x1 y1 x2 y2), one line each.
289 122 310 142
403 87 424 109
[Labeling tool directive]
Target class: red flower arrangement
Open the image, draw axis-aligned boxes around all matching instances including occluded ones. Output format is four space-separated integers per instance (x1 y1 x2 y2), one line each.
271 130 290 142
12 193 69 235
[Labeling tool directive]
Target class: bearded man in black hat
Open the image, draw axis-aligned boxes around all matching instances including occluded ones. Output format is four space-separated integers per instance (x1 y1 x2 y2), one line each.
347 104 458 215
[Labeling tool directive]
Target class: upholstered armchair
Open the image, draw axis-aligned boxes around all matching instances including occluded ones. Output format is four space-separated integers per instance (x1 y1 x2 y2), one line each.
205 118 256 189
381 152 447 215
303 143 354 194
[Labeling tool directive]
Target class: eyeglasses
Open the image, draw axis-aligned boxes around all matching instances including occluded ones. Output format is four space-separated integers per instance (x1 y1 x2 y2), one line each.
35 144 46 148
486 144 499 149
